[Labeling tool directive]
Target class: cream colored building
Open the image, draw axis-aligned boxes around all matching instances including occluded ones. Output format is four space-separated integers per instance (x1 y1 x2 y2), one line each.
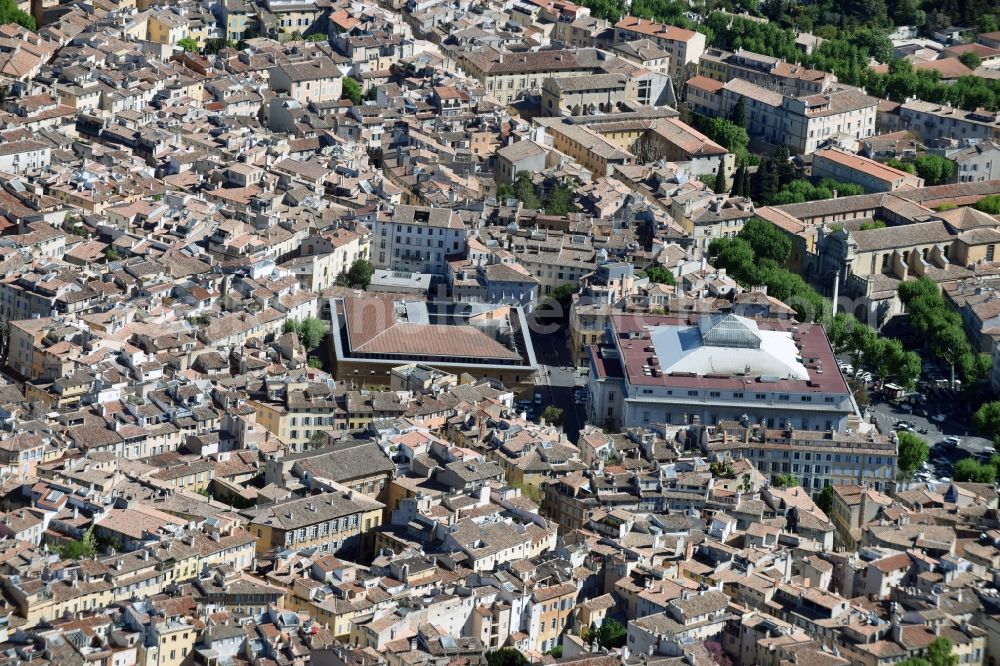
614 16 706 81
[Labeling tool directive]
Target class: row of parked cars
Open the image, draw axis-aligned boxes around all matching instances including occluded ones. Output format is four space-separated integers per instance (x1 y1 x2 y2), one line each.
838 362 872 384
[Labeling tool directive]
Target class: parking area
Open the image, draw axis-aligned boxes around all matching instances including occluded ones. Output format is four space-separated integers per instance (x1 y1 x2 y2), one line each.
839 355 995 483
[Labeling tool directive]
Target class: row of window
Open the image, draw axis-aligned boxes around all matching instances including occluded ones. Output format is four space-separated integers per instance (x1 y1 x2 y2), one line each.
282 515 361 544
640 388 837 403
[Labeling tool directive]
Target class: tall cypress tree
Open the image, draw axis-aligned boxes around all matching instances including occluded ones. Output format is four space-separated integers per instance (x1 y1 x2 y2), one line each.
772 144 795 188
714 167 727 194
731 162 747 197
730 95 747 127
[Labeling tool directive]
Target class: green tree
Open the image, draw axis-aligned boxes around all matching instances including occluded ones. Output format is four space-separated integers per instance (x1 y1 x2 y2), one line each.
959 52 982 70
549 283 577 308
0 0 35 29
644 265 676 285
925 638 958 666
203 38 229 54
859 220 887 230
740 218 791 264
54 527 97 559
596 618 627 649
177 36 199 52
896 431 929 476
886 158 915 174
543 182 578 215
816 484 835 515
541 405 564 425
307 33 327 41
342 76 363 105
772 473 799 487
973 401 1000 441
954 458 997 483
914 155 955 185
346 259 374 288
485 649 527 666
827 312 861 354
695 115 751 162
731 162 748 197
511 172 542 210
299 318 326 351
713 167 728 194
975 194 1000 213
307 356 323 369
730 95 747 127
897 659 931 666
576 0 627 20
752 155 780 204
958 351 992 388
931 324 970 388
285 318 326 352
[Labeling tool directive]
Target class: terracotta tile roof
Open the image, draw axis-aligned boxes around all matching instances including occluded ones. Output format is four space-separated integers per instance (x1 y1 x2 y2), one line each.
343 297 522 362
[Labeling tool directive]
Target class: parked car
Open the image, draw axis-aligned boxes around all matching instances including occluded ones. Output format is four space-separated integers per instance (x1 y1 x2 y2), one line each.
944 436 962 446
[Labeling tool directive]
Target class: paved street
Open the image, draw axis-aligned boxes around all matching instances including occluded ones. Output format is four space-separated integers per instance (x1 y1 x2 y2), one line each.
869 396 994 479
531 326 586 443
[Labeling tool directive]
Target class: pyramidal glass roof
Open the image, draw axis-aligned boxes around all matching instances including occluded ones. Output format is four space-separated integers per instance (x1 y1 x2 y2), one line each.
697 313 762 350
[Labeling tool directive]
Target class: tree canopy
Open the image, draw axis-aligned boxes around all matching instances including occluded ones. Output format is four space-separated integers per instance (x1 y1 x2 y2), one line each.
336 259 374 289
177 36 199 53
974 401 1000 442
709 226 827 322
283 318 326 352
954 458 997 483
342 76 364 105
772 473 799 488
896 431 929 476
643 265 676 285
914 155 955 185
485 649 527 666
898 277 980 387
0 0 35 29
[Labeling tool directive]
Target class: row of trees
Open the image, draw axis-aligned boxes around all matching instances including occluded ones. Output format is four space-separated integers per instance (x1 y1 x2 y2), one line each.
885 155 955 186
826 313 922 390
700 13 1000 111
708 219 826 321
953 455 1000 483
898 278 992 389
770 178 864 205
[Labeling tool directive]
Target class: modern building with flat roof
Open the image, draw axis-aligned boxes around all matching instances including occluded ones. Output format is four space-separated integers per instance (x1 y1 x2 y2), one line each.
587 313 856 431
330 296 538 389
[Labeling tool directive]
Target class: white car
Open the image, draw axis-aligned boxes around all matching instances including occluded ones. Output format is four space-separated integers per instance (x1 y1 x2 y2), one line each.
931 414 947 423
857 371 873 382
944 436 961 446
